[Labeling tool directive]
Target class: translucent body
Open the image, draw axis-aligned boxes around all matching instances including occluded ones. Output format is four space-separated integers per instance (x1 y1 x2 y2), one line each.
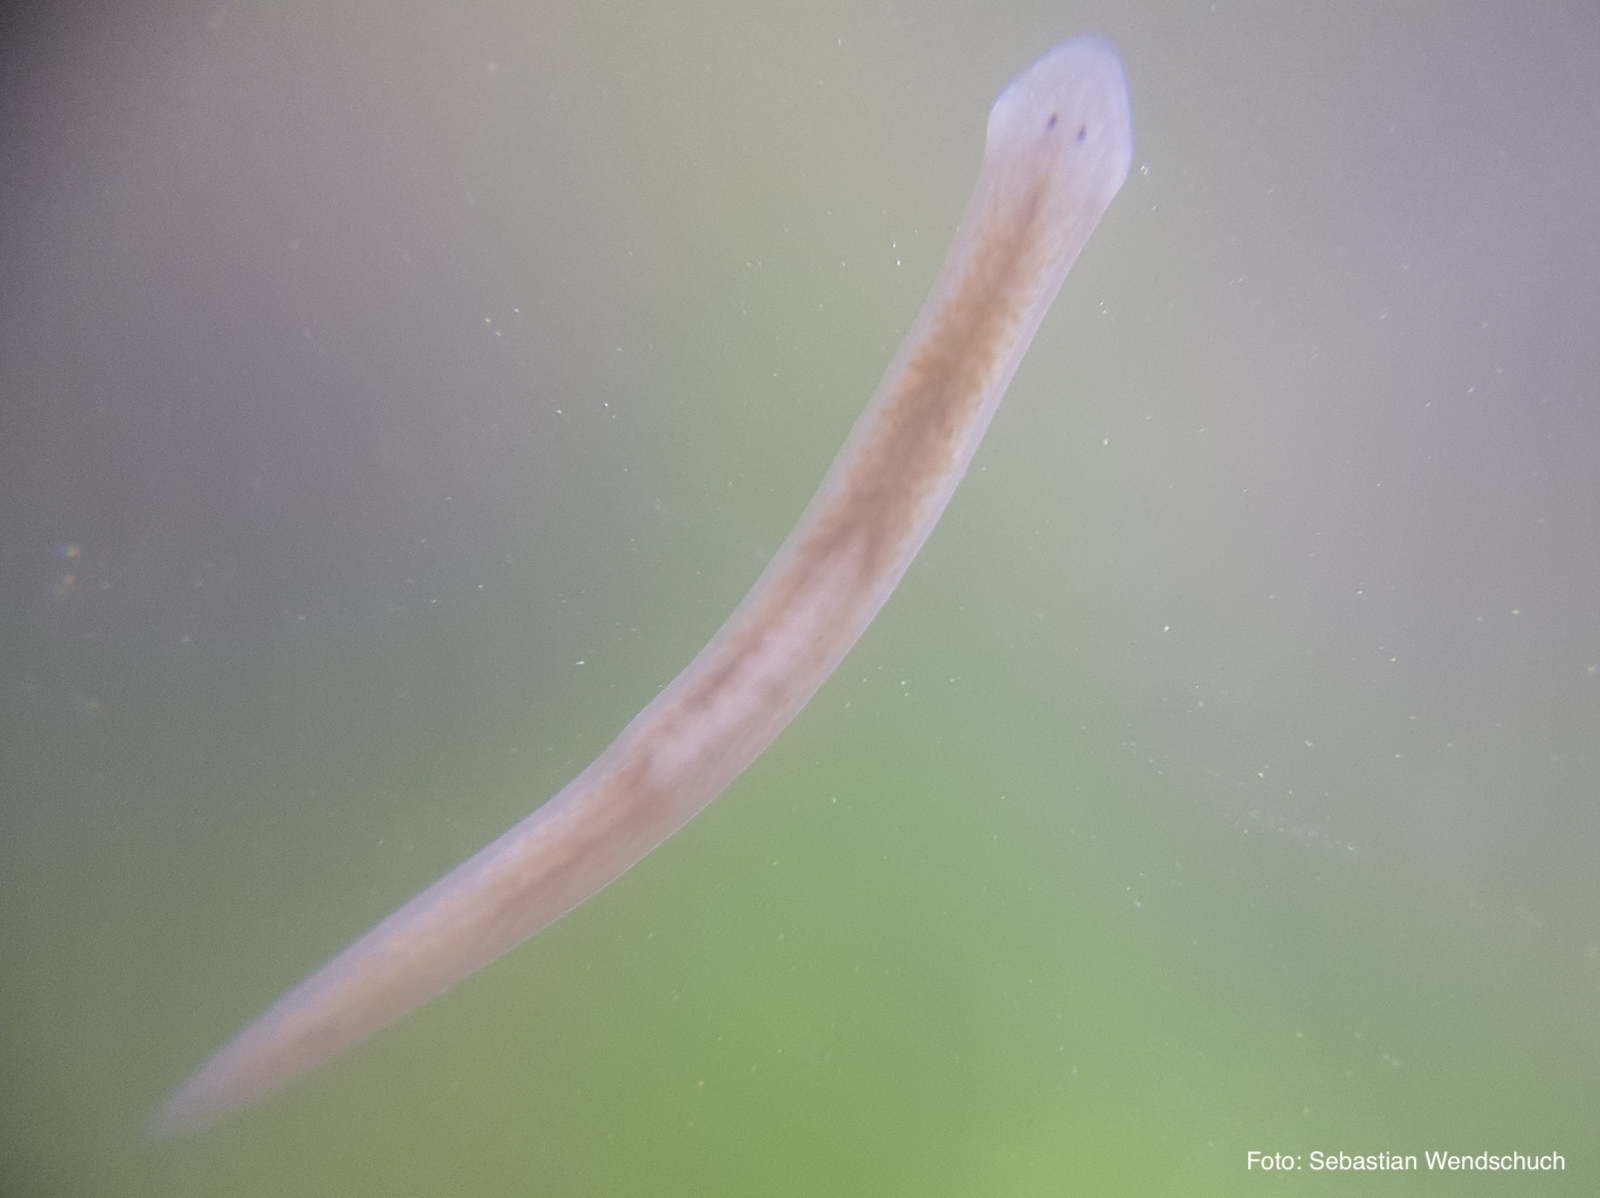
155 35 1133 1134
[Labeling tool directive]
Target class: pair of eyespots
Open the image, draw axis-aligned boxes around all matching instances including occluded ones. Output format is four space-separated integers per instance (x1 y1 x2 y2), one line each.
1045 112 1090 144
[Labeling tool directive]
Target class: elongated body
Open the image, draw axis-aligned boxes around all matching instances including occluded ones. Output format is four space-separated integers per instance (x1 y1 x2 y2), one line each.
156 36 1133 1133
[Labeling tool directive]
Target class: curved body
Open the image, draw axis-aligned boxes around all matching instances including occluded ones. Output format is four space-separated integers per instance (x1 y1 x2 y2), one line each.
156 35 1133 1133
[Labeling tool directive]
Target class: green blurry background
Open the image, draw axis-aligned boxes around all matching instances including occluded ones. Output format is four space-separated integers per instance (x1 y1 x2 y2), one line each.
2 2 1595 1193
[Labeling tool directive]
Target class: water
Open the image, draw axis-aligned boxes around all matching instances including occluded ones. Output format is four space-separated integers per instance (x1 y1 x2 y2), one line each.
2 3 1596 1193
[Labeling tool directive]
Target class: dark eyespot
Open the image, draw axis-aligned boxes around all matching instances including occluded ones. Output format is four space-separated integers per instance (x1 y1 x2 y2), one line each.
1076 124 1088 144
1046 113 1058 130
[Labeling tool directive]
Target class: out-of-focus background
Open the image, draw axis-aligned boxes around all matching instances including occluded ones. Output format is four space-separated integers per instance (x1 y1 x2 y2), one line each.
2 3 1595 1194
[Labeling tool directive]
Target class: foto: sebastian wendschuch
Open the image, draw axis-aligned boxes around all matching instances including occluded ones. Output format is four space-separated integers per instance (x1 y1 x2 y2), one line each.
1247 1149 1566 1172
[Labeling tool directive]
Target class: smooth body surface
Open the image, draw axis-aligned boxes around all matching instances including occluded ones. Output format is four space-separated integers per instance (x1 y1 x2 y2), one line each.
155 35 1132 1133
